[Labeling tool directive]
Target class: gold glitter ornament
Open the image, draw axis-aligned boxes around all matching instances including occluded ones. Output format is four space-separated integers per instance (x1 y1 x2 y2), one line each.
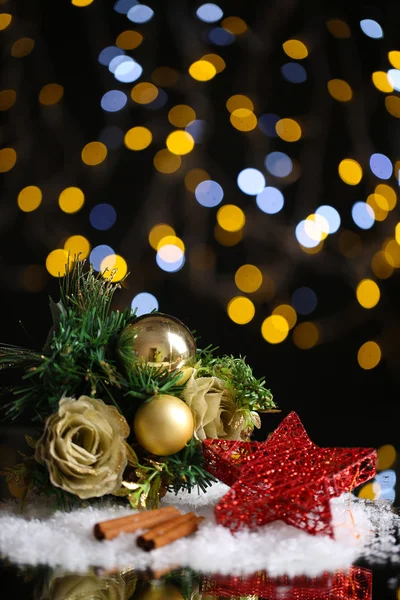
133 394 195 456
118 312 196 372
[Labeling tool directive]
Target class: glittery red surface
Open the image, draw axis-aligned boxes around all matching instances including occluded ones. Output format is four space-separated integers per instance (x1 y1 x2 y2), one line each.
202 412 377 537
200 566 372 599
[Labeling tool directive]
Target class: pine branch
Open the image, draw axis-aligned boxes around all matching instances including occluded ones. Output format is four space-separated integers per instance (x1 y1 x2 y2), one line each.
163 437 217 494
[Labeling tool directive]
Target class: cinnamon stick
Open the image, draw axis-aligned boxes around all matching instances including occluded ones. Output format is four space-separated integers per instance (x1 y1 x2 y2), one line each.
94 506 180 540
137 512 203 551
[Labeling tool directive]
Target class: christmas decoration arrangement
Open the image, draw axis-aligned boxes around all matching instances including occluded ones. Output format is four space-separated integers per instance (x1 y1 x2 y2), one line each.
0 259 277 511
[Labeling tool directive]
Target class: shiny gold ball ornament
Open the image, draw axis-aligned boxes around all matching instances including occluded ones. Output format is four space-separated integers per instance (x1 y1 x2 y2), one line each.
133 394 195 456
118 312 196 372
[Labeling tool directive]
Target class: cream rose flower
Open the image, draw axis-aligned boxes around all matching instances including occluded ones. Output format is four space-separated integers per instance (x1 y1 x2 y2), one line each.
35 396 129 499
182 373 246 440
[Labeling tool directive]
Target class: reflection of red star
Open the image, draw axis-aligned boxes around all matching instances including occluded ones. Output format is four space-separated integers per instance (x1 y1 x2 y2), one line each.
202 412 376 537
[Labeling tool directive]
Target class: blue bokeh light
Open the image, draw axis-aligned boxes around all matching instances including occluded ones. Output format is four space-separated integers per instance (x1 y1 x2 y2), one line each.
195 180 224 207
208 27 235 46
258 113 280 137
127 4 154 23
114 0 138 14
256 187 284 214
196 3 223 23
369 153 393 180
315 205 341 234
156 253 185 272
264 151 293 177
295 220 320 248
90 204 117 231
351 202 375 229
292 287 318 315
185 120 206 143
111 57 143 83
98 126 124 149
131 292 159 316
146 88 168 110
281 62 307 83
237 168 266 195
387 69 400 91
98 46 125 67
90 245 115 271
360 19 383 39
100 90 127 113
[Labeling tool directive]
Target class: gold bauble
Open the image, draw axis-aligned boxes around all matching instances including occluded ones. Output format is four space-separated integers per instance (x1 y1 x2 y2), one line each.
118 312 196 372
133 394 194 456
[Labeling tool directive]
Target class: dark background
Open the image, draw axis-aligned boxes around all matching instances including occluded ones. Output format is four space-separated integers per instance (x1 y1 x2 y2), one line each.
0 0 400 450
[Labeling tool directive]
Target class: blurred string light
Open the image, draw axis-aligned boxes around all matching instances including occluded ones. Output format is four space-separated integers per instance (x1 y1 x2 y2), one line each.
222 16 247 35
72 0 95 6
208 28 235 46
189 60 216 81
357 341 381 369
237 168 265 195
214 225 243 246
372 71 393 93
131 292 159 316
201 53 225 72
383 239 400 268
46 250 71 277
101 254 127 281
275 118 301 142
17 186 42 212
217 205 245 231
90 245 115 271
59 187 85 213
371 251 393 279
90 204 117 230
227 296 255 325
293 322 319 349
110 56 143 83
0 89 16 111
145 88 168 110
388 51 400 68
387 69 400 91
185 119 205 143
81 141 107 165
261 315 289 344
327 79 352 102
114 0 138 14
0 148 16 172
377 444 397 470
316 205 341 233
258 113 279 136
273 304 297 329
226 94 253 112
39 84 64 106
156 251 185 272
282 39 308 59
360 19 383 39
230 108 257 131
116 30 143 49
295 214 330 248
256 187 284 214
292 287 317 315
352 201 375 229
281 63 307 83
196 3 223 23
338 158 362 185
385 95 400 117
367 193 388 222
235 264 262 293
131 82 158 104
154 149 181 173
127 4 154 23
166 130 194 155
101 90 127 112
168 104 196 127
64 235 91 260
0 13 11 29
98 46 125 66
148 223 175 249
326 19 351 39
185 168 209 192
124 126 152 150
265 151 292 177
195 180 224 207
356 278 380 309
12 38 35 58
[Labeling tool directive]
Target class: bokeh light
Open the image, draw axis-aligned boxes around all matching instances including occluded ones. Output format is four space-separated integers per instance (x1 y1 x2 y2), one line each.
156 251 185 272
338 159 362 185
292 322 319 349
265 152 292 177
360 19 383 39
383 239 400 268
208 27 234 46
282 39 308 59
131 82 158 104
0 13 11 29
116 30 143 49
90 245 115 271
154 149 181 174
185 168 209 192
222 16 247 34
168 105 196 127
72 0 95 6
291 287 317 315
124 126 152 150
90 204 117 230
369 153 393 180
131 292 159 316
166 131 194 155
81 142 107 165
281 63 307 83
226 95 254 113
227 297 255 325
100 90 127 112
338 231 362 258
17 186 42 212
385 95 400 117
11 38 35 58
195 180 224 207
326 19 351 39
39 84 64 106
201 53 225 73
188 60 216 81
98 126 124 149
58 187 85 214
367 193 388 222
261 315 289 344
357 341 381 370
377 445 397 470
196 3 223 23
98 46 125 67
256 187 284 214
235 264 263 293
327 79 352 102
0 89 16 111
372 71 393 93
64 235 91 260
127 4 154 23
185 119 205 143
148 224 175 250
387 69 400 91
388 51 400 69
273 304 297 329
230 108 257 131
114 0 137 12
356 279 380 309
237 168 265 195
315 205 341 234
371 251 394 279
214 223 243 246
110 56 143 83
275 118 301 142
101 254 127 282
0 148 17 172
46 249 71 278
217 205 245 232
258 113 279 137
351 202 375 229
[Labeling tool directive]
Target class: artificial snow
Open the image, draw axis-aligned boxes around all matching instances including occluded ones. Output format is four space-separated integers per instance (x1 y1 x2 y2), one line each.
0 482 398 576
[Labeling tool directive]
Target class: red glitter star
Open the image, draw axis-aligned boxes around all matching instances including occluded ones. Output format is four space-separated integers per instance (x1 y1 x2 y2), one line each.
202 412 376 537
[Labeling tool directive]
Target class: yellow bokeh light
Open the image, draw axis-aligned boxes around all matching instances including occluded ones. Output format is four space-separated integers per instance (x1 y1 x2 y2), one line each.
0 148 16 172
358 482 379 500
338 231 362 258
81 141 107 165
367 193 388 222
261 315 289 344
338 158 362 185
0 89 16 111
153 149 181 174
371 251 394 279
230 108 257 132
275 118 301 142
356 279 380 309
46 249 71 278
227 296 255 325
357 341 381 370
384 239 400 268
168 105 196 128
131 82 158 105
388 51 400 69
149 224 175 250
184 168 210 192
17 186 42 212
214 224 243 246
151 66 179 87
273 304 297 329
101 255 127 282
282 39 308 59
305 213 329 241
166 130 194 155
326 19 351 39
372 71 393 93
201 53 225 73
39 83 64 106
11 37 35 58
327 79 352 102
188 60 216 82
226 94 254 113
235 264 262 293
396 223 400 245
222 16 247 34
116 30 143 50
375 183 397 211
0 13 11 30
157 235 185 253
124 126 152 151
293 322 319 349
64 235 91 260
58 187 85 214
72 0 94 5
385 95 400 118
157 244 184 263
217 205 245 232
377 444 397 470
299 240 324 255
